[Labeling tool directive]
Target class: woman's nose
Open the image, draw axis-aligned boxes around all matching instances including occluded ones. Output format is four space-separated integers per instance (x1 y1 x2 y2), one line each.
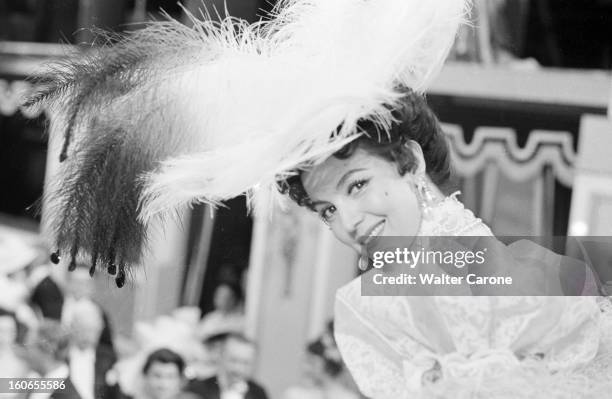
337 204 364 237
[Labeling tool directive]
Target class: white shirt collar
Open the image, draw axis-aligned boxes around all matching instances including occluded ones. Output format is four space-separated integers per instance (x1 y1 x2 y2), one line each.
29 364 69 399
220 380 248 399
69 346 96 399
45 364 69 380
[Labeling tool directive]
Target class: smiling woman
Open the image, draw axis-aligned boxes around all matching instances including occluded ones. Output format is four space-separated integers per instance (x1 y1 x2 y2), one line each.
302 147 422 252
23 0 612 396
280 92 450 253
278 92 612 399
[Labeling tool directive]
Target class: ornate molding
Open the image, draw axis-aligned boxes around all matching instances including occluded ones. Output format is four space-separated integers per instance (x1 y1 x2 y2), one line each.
443 123 575 187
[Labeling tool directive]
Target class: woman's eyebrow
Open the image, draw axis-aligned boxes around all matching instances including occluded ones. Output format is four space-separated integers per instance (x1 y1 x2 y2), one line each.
336 168 366 189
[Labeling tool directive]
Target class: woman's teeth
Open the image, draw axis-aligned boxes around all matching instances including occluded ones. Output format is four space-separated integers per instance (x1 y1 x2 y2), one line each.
370 222 385 237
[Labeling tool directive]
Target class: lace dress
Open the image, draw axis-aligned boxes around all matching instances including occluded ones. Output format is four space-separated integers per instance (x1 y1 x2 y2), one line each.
334 194 612 398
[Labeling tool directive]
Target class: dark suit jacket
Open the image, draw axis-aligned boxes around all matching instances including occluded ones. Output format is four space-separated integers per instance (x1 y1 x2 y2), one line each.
30 275 64 320
186 376 269 399
95 343 117 399
30 276 116 354
50 378 82 399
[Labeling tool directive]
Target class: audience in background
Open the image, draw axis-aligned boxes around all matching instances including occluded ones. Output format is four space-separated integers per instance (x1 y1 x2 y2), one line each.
0 231 355 399
0 229 40 333
0 231 122 397
140 348 199 399
283 325 359 399
28 262 65 321
197 283 245 341
63 263 115 352
19 319 82 399
67 300 116 399
0 308 29 378
187 333 269 399
105 308 207 398
197 332 231 379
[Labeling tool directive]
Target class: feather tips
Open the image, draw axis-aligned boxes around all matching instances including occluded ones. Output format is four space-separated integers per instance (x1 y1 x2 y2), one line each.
27 0 469 269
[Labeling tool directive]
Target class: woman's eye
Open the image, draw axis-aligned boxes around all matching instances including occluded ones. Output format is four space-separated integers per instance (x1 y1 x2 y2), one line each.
348 179 369 195
319 205 337 223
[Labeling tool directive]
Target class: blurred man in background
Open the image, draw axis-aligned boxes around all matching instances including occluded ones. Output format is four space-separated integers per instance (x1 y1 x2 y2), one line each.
19 319 81 399
67 300 116 399
0 308 29 378
28 261 64 321
0 229 39 349
197 283 245 341
282 338 358 399
62 263 115 352
187 334 268 399
141 348 197 399
192 332 230 380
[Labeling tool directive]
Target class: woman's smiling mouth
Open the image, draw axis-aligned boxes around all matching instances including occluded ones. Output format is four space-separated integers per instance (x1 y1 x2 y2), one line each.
358 220 386 247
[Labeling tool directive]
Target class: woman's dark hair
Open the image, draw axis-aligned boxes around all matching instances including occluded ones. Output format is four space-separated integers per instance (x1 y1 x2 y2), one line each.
203 331 231 346
307 339 343 378
143 348 185 375
278 91 451 209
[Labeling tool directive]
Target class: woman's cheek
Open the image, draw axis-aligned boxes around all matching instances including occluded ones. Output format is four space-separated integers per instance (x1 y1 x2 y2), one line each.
360 186 389 211
330 223 359 252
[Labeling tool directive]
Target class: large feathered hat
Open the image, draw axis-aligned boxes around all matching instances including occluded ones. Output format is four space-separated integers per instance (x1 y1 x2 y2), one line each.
25 0 469 279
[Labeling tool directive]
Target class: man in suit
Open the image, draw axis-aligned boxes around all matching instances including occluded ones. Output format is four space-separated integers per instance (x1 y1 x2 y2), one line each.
66 300 116 399
28 262 115 352
29 266 64 320
19 319 81 399
61 263 115 351
140 348 197 399
187 333 269 399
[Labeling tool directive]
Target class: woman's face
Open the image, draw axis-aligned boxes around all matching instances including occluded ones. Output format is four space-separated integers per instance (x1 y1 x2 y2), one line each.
302 147 422 254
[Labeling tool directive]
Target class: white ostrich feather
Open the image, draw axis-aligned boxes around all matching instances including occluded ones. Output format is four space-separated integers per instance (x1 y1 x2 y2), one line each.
138 0 470 220
26 0 469 268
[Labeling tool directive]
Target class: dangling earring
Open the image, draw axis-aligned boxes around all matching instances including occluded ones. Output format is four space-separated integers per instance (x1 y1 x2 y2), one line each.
415 175 436 220
358 255 368 271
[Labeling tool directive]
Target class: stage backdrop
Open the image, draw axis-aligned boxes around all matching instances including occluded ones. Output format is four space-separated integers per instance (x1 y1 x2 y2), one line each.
246 197 357 398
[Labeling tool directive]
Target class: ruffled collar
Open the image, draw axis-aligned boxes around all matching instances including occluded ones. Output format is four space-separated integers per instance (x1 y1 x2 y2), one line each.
418 192 493 237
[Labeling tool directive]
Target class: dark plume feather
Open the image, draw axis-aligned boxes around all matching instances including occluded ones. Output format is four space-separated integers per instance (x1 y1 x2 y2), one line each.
45 115 182 274
29 19 210 274
25 36 158 162
22 0 469 280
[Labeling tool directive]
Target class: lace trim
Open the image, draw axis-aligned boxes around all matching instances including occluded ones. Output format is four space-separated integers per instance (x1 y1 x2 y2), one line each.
333 193 612 398
335 333 408 399
418 191 493 237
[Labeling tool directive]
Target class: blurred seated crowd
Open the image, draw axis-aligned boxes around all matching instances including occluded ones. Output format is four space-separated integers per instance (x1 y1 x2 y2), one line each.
0 228 359 399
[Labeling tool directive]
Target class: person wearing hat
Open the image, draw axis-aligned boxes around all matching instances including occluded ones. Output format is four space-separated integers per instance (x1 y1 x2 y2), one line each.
24 0 612 397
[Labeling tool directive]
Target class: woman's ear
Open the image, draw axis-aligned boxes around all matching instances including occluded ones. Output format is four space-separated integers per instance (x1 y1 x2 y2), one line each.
406 140 426 176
